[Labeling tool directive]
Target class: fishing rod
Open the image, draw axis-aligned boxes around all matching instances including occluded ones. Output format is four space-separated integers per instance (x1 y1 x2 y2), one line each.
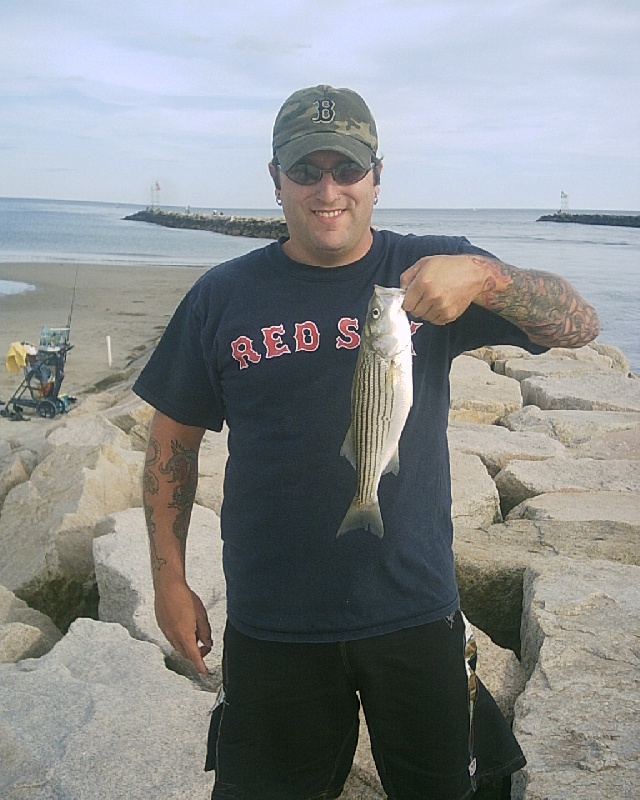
66 263 80 336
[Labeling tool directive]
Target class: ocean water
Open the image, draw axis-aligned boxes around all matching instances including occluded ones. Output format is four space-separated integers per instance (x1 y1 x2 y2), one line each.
1 197 638 373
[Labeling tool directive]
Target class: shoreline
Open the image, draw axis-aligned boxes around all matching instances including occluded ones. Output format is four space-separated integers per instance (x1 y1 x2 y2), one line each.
0 261 206 404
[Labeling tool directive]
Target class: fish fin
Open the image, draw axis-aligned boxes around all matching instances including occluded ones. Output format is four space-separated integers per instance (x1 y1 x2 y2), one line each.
340 426 357 469
337 500 384 539
382 446 401 476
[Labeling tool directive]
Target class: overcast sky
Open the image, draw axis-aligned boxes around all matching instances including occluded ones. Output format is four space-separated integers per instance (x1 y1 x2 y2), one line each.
1 0 638 210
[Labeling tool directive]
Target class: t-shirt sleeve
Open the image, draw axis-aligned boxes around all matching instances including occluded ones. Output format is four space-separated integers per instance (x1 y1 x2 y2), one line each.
133 288 225 431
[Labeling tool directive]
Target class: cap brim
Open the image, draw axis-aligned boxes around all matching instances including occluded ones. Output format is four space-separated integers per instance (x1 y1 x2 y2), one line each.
275 132 374 171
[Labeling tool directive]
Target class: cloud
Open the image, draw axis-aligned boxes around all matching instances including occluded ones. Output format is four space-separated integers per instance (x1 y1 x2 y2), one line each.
1 0 638 208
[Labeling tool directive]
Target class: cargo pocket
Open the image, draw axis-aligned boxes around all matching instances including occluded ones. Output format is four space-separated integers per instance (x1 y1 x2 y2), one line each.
204 684 226 772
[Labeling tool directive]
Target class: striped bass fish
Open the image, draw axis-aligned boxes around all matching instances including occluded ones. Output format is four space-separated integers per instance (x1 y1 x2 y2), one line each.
338 285 413 538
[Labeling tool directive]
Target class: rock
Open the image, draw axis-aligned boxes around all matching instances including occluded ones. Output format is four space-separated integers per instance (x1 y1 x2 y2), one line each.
454 519 639 654
72 392 118 414
42 412 133 454
125 209 288 240
195 429 228 516
450 450 501 528
567 426 640 460
455 527 530 655
345 721 385 798
93 505 225 687
449 355 523 423
490 344 616 374
508 490 640 525
501 353 613 382
498 405 640 446
448 421 564 477
589 341 631 374
0 584 62 662
101 392 154 436
512 558 640 799
546 344 624 366
99 392 155 451
494 457 640 514
473 627 527 725
520 372 640 412
0 428 50 464
0 448 37 509
464 345 532 367
0 441 143 629
0 618 214 799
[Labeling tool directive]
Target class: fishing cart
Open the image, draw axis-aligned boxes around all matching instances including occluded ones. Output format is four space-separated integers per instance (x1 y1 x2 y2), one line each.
1 327 74 420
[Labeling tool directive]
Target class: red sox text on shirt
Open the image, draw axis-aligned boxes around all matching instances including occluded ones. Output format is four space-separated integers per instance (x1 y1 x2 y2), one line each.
230 318 423 370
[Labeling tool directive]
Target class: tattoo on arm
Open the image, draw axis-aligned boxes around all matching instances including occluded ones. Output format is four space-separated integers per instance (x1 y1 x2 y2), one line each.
474 258 600 347
143 435 198 570
143 436 165 572
160 440 198 557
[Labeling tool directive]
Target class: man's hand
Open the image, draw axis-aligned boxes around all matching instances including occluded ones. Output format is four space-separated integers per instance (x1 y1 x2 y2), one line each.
154 579 212 675
400 253 600 348
400 255 488 324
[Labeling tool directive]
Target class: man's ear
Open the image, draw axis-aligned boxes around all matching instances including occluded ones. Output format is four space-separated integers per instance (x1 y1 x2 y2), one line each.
373 159 383 187
268 161 281 190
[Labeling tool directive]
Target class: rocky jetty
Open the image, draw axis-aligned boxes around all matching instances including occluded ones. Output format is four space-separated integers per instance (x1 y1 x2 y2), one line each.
1 341 639 799
537 212 640 228
124 208 288 239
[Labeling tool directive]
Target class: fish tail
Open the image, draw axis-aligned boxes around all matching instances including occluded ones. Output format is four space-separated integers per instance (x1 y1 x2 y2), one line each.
337 500 384 539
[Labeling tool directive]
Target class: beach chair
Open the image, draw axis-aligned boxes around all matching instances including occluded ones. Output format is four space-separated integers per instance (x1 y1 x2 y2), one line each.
1 327 75 420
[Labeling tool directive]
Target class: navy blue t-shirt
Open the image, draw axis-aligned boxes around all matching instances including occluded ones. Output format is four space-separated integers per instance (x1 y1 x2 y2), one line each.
133 230 545 642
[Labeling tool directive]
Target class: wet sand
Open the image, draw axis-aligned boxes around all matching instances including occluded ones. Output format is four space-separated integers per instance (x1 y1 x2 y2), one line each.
0 261 206 403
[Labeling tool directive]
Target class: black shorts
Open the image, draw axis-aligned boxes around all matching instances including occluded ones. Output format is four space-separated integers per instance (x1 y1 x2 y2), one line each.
205 613 525 799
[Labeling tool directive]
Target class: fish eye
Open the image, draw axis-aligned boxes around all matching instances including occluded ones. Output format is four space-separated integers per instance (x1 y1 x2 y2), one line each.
371 307 381 319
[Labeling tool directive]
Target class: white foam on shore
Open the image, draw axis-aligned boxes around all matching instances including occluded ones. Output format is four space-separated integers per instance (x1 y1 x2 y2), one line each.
0 280 36 296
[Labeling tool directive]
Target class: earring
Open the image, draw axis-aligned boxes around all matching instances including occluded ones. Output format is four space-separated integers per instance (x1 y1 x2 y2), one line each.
374 195 379 206
275 193 282 206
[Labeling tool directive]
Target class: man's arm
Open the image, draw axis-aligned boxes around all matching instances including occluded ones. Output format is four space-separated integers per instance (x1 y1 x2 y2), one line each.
143 410 211 675
400 254 600 348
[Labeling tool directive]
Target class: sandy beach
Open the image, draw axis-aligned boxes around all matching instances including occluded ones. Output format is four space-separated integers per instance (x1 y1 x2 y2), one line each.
0 261 207 405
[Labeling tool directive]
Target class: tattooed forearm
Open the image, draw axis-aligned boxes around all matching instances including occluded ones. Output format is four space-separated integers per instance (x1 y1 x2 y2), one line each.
159 440 198 557
143 435 198 570
144 502 167 572
143 437 165 572
474 258 600 347
143 436 160 496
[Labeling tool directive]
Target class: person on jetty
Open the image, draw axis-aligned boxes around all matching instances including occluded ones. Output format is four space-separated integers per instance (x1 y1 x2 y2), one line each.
134 85 599 799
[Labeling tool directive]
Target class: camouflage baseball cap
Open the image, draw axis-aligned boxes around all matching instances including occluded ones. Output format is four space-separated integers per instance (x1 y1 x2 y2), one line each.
272 85 378 171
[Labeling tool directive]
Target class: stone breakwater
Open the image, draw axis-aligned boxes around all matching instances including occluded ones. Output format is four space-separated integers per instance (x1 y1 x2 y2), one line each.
124 208 288 239
537 212 640 228
1 341 639 799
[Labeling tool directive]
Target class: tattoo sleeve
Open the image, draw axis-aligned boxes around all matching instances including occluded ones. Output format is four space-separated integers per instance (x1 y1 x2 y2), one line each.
143 436 166 572
143 435 199 571
474 258 600 347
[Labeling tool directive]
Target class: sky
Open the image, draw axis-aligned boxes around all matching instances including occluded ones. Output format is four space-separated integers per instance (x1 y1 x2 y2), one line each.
1 0 639 210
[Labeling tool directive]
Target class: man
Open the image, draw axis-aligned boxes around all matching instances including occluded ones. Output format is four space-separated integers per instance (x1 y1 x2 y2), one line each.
134 85 599 799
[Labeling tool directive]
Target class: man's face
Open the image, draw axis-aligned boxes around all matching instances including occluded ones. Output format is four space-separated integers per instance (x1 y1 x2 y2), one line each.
270 150 380 268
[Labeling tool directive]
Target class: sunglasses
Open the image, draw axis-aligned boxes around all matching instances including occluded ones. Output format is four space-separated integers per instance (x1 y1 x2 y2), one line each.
278 161 373 186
